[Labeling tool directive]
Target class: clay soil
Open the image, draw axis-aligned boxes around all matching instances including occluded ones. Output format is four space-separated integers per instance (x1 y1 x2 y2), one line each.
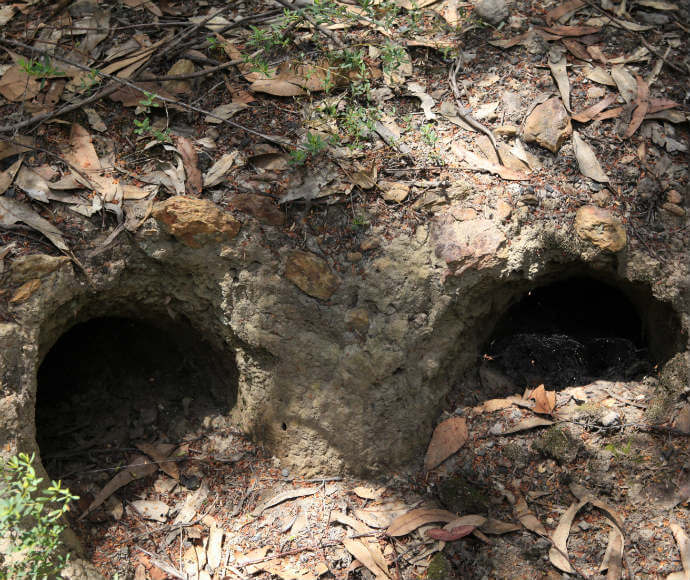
0 0 689 578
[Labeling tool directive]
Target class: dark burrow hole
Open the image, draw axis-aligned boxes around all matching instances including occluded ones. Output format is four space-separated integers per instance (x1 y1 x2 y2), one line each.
36 316 238 481
483 277 683 392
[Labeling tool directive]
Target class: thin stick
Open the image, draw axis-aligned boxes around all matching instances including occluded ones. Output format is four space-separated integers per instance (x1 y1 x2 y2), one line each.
0 38 291 146
448 55 501 162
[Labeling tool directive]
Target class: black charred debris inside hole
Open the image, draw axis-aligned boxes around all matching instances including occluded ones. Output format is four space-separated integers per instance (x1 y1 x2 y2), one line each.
485 278 654 390
36 316 237 479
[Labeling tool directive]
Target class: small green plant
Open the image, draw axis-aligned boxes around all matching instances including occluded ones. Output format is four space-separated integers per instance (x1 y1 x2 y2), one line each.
206 35 219 51
341 104 379 146
18 56 63 79
380 42 407 75
420 123 438 146
138 91 160 111
289 131 329 165
0 452 78 578
351 213 369 229
133 117 151 136
604 439 633 458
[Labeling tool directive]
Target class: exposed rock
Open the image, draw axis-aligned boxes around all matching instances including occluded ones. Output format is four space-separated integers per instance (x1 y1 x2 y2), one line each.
379 181 410 203
522 97 572 153
495 199 512 221
574 205 626 252
474 0 509 25
599 410 620 427
227 193 285 226
360 237 381 251
432 217 505 275
345 308 370 333
285 250 340 300
152 196 241 248
9 279 41 303
662 202 685 217
10 254 70 283
533 425 581 464
667 190 682 204
346 251 362 262
163 59 194 94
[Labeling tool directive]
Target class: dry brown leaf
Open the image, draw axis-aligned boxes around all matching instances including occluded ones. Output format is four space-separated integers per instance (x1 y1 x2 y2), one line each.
251 487 318 516
572 131 609 183
539 24 599 36
481 519 521 534
342 538 390 579
549 499 587 573
515 497 548 536
387 508 457 537
561 38 590 61
204 152 241 188
333 511 375 535
250 79 305 96
473 396 524 413
611 65 637 103
500 416 554 435
130 499 169 522
584 65 615 86
353 486 383 500
424 416 468 471
206 524 224 570
623 74 649 139
546 0 585 24
451 143 528 181
9 279 41 303
182 545 199 579
0 157 24 196
668 523 690 580
572 94 617 122
349 164 378 189
426 525 475 541
204 102 248 124
673 404 690 434
600 526 623 579
648 98 681 114
174 135 202 195
0 66 40 102
548 49 571 112
80 455 158 519
528 384 556 415
354 501 408 529
587 45 608 64
0 196 69 252
0 136 32 162
136 442 179 480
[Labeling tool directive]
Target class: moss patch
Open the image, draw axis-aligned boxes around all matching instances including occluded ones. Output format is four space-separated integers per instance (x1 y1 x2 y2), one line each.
427 553 453 580
533 425 581 464
438 474 490 514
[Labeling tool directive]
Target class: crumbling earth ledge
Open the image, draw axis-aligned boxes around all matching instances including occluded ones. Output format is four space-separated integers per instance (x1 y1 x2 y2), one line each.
1 195 688 485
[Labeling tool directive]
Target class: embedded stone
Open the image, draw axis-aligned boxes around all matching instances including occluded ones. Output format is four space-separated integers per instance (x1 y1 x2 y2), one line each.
152 196 240 248
10 254 70 284
227 193 285 226
285 250 340 300
574 205 626 252
662 202 685 217
345 308 370 333
523 97 572 153
432 217 505 275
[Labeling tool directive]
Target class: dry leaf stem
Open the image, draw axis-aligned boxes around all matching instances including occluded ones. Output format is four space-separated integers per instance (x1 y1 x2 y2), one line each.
448 56 501 162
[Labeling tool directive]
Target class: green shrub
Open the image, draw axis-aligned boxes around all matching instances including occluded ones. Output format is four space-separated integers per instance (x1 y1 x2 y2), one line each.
0 453 78 579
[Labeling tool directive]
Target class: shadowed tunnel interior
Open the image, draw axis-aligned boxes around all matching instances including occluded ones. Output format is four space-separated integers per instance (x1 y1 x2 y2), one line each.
484 277 682 390
35 316 238 479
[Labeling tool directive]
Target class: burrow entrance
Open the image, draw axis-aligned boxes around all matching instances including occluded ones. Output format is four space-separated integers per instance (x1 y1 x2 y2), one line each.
36 316 238 485
480 276 684 394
